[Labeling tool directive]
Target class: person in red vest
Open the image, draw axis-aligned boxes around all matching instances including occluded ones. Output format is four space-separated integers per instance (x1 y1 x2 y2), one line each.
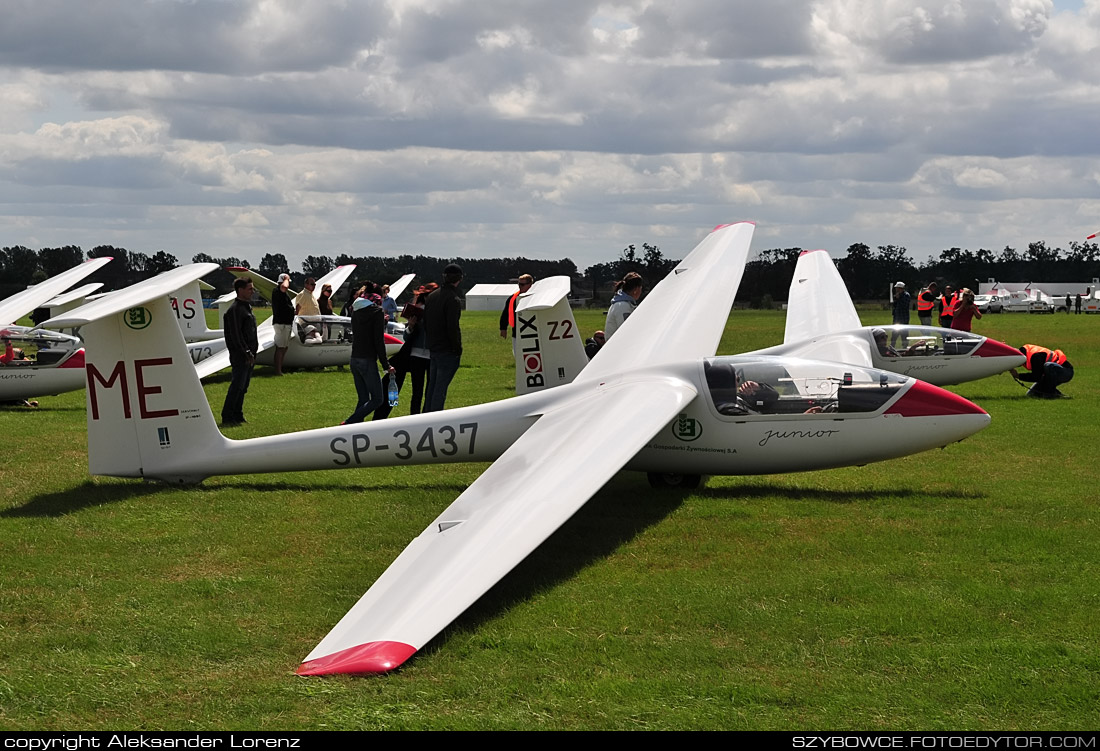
938 285 957 328
1011 344 1073 399
499 274 534 339
917 281 939 326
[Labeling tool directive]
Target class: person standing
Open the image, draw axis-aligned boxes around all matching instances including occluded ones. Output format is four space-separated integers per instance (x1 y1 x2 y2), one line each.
423 264 464 412
271 273 295 375
950 288 983 332
1065 294 1072 314
605 272 644 340
343 297 395 424
890 281 911 348
917 281 938 326
221 278 258 427
295 277 320 317
318 283 334 316
1075 293 1083 314
374 291 431 419
938 285 957 328
381 285 398 322
500 274 534 339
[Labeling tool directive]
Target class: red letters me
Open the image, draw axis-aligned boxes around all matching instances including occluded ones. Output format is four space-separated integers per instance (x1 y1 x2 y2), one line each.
87 358 179 420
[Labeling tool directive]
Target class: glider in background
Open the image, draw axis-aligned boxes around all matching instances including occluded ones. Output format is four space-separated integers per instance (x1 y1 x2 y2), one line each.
42 223 990 677
750 249 1024 385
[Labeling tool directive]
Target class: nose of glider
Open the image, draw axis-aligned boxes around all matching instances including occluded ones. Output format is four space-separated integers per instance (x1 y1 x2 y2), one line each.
296 640 417 676
973 338 1024 361
885 379 988 418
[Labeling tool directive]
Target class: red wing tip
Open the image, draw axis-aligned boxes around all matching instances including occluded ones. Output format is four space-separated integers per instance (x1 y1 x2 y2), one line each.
296 641 417 676
799 249 827 256
712 221 755 232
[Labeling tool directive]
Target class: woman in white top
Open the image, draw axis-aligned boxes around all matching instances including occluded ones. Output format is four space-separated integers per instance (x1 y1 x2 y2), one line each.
604 272 644 339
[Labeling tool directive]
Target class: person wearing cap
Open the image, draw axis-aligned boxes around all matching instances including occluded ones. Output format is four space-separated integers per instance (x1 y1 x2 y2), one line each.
500 274 534 339
271 272 295 375
423 263 464 412
891 281 911 348
342 296 395 424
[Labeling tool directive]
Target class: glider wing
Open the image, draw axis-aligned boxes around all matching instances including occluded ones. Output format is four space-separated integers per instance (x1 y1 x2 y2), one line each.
0 257 113 325
576 222 755 382
298 374 697 675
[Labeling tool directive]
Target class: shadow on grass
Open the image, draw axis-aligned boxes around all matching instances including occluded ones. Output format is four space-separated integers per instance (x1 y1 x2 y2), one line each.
415 475 686 666
695 483 986 504
1 481 168 518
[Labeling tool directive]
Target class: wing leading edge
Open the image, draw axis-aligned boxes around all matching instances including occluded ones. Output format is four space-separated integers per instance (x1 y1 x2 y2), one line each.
298 375 698 676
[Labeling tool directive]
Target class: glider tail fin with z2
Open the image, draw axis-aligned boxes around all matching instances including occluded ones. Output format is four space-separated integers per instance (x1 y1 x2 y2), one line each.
43 264 226 482
512 276 588 396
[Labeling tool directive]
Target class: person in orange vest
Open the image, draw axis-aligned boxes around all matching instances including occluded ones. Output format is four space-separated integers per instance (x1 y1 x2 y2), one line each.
499 274 534 339
917 281 939 326
938 285 957 328
1011 344 1073 399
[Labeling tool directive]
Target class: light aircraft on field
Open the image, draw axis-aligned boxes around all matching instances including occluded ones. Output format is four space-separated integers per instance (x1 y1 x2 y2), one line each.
749 250 1025 386
42 222 991 676
0 257 113 403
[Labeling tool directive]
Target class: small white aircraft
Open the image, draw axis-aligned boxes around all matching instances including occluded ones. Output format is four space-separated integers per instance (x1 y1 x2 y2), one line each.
191 265 403 376
749 250 1025 386
0 257 113 403
42 223 991 677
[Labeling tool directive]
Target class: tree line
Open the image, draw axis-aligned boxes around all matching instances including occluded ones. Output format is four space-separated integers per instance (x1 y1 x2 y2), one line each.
4 239 1099 306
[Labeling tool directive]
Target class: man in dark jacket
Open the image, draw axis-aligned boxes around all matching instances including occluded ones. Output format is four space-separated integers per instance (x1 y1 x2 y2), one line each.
343 296 395 424
221 277 258 427
423 263 464 412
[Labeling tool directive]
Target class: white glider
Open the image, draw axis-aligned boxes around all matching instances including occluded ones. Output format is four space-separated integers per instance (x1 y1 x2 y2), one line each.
0 256 112 326
42 223 991 676
751 249 1024 385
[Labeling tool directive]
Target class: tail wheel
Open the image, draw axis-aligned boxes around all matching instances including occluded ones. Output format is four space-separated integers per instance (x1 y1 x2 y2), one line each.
647 472 704 490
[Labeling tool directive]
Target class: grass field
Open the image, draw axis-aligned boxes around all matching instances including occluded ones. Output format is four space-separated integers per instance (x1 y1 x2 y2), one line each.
1 308 1097 730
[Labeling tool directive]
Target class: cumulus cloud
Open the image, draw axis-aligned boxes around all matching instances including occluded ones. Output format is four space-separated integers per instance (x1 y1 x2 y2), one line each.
0 0 1098 268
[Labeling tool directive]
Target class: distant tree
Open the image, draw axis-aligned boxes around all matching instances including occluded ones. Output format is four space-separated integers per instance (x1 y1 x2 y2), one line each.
302 255 334 279
38 245 84 277
2 245 40 288
258 253 289 280
147 251 178 274
129 252 149 274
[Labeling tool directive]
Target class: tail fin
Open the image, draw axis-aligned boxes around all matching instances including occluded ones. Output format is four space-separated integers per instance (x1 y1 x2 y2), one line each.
513 276 588 396
42 264 225 481
784 249 862 344
170 278 222 342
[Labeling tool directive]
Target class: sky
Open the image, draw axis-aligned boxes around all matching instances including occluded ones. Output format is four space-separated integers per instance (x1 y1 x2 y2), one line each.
2 0 1100 271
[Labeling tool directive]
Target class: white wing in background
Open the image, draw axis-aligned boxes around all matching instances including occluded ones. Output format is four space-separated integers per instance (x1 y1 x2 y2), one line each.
577 222 756 382
387 273 415 301
298 376 697 675
783 249 861 344
0 257 113 325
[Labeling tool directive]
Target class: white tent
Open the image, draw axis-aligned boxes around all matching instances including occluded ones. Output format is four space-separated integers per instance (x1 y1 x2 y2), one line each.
465 283 519 311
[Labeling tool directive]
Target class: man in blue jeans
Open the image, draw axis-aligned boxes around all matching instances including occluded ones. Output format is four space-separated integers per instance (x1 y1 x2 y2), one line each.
221 277 258 427
343 296 395 424
423 263 464 412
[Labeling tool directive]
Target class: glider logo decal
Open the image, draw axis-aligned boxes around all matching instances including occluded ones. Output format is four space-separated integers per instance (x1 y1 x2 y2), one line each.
673 414 702 442
124 307 152 330
517 312 544 388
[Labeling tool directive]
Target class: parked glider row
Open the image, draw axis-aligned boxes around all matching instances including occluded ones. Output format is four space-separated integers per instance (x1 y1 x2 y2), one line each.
1 260 409 401
33 222 1010 677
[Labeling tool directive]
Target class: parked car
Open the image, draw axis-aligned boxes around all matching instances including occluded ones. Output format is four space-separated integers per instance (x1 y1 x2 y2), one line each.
973 294 1003 313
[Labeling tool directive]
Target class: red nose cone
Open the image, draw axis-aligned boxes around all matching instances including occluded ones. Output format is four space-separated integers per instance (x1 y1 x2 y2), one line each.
384 333 403 345
296 641 417 676
886 379 988 417
60 349 86 369
973 338 1023 360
